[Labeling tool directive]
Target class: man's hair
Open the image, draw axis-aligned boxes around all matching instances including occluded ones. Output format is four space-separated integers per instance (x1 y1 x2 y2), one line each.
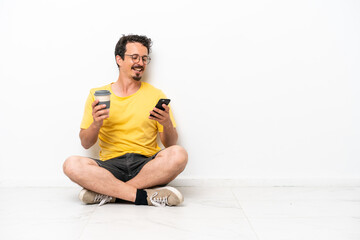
114 34 152 68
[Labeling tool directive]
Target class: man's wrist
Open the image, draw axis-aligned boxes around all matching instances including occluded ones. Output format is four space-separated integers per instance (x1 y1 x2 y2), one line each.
162 120 174 129
91 121 102 131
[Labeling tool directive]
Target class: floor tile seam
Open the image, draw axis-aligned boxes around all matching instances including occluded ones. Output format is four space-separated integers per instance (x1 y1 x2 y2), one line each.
237 216 359 220
233 199 360 202
231 188 261 240
78 205 98 240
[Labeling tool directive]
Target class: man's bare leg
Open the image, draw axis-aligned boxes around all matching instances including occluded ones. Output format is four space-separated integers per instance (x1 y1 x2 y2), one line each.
63 156 137 202
126 145 188 189
63 145 188 204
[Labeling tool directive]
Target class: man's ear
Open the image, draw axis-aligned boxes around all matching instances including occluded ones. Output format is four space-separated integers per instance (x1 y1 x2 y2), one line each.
116 55 123 67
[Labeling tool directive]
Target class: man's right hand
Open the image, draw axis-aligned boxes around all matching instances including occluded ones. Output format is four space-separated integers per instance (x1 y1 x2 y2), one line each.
79 99 110 149
92 99 110 128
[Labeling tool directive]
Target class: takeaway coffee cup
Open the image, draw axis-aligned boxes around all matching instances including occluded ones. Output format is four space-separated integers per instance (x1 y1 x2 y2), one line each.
94 90 111 109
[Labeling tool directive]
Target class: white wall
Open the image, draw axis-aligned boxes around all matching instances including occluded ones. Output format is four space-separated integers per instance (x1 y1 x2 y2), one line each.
1 0 359 186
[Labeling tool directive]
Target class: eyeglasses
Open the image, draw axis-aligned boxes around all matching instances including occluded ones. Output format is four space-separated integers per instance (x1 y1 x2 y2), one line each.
125 54 151 64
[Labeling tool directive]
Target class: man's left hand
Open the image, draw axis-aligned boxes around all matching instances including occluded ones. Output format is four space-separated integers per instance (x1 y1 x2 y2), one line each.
149 104 172 127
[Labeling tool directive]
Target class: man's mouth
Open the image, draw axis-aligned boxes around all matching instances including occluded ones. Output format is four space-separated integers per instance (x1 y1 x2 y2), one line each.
132 65 144 74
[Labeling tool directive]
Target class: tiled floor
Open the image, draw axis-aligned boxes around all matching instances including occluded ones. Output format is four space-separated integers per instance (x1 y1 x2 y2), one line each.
0 186 359 240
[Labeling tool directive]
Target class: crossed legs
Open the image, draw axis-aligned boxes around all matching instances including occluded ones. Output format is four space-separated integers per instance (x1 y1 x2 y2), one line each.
63 145 188 202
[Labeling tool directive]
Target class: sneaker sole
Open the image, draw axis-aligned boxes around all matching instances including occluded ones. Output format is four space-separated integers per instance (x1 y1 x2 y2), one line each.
155 186 184 204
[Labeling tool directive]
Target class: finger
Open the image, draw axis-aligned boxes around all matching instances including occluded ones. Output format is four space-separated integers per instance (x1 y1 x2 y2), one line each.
95 114 108 120
153 107 166 116
162 104 170 112
150 110 163 120
95 109 109 118
99 114 109 120
94 104 107 112
100 109 110 116
149 115 163 123
152 108 162 116
94 114 109 123
92 99 100 108
149 115 157 120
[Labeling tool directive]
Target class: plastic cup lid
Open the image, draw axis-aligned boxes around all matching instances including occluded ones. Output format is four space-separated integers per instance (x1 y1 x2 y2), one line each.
94 90 111 96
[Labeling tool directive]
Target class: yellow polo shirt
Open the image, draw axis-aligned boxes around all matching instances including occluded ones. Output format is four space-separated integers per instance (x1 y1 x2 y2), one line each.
80 82 176 160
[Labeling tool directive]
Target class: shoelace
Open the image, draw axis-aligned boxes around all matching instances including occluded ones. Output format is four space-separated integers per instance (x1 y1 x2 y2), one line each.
94 194 112 206
149 192 168 207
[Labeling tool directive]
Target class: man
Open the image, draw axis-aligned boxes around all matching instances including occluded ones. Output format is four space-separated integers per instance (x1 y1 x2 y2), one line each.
63 35 188 207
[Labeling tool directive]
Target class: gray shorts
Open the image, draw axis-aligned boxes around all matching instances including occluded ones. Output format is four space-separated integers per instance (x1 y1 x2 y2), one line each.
94 152 159 182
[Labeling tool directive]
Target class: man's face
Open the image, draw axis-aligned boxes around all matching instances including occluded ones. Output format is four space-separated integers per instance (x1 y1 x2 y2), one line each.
118 42 149 81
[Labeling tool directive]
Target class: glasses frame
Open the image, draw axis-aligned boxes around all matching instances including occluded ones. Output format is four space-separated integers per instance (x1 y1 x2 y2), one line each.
125 54 151 64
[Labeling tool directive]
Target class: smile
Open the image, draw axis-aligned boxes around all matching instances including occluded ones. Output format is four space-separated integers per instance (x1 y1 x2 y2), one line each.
132 66 143 74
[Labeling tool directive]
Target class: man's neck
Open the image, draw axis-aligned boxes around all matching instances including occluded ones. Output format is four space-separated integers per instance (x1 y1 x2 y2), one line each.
112 75 141 97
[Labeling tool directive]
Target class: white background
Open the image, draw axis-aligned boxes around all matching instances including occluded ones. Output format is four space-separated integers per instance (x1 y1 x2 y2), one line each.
0 0 359 186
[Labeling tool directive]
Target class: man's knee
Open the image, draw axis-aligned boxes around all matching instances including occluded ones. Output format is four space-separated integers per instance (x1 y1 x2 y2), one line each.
63 156 80 177
63 156 93 179
167 145 188 171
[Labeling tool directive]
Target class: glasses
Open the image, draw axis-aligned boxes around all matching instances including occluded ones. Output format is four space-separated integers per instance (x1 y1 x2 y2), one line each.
125 54 151 64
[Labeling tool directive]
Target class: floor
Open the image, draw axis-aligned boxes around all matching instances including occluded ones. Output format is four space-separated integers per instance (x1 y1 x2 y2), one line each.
0 186 359 240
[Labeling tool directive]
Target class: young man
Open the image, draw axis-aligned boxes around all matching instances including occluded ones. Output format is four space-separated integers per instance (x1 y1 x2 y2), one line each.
63 35 188 207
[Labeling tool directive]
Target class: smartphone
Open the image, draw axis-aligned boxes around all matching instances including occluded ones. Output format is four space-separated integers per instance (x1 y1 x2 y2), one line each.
150 98 171 117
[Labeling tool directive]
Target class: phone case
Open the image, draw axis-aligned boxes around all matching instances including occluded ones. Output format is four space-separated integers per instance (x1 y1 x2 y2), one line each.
150 98 171 117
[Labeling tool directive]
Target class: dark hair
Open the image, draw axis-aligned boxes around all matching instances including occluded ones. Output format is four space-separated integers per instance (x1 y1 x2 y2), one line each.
114 34 152 68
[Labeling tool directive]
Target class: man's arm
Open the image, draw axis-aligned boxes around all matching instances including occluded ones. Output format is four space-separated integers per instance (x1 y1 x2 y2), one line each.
80 99 109 149
149 104 178 148
79 124 101 149
159 124 178 148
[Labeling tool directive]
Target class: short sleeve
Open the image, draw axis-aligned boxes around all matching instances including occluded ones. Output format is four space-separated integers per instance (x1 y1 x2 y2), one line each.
80 91 95 129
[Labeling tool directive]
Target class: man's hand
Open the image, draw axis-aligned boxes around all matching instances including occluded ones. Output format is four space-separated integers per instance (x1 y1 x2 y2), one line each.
79 99 109 149
149 104 172 127
92 99 110 128
149 103 178 147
